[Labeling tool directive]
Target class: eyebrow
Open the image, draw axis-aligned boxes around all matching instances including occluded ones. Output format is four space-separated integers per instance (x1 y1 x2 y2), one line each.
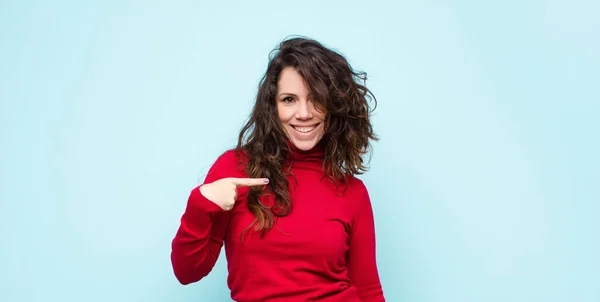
277 92 298 98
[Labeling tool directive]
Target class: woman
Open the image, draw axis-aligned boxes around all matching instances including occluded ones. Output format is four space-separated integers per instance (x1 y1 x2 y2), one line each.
171 37 385 302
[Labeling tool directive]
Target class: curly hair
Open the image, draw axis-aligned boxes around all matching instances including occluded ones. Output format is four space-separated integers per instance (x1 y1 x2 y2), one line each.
236 36 378 237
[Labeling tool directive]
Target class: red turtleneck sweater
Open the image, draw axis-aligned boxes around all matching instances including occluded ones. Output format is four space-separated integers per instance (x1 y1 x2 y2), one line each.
171 143 385 301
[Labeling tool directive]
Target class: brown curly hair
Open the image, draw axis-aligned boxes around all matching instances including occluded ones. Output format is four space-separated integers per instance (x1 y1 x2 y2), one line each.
236 36 378 237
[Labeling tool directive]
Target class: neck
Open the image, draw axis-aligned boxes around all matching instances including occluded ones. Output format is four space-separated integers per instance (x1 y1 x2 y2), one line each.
285 139 324 163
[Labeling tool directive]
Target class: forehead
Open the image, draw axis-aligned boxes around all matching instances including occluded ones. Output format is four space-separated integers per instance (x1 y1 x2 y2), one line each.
277 67 309 95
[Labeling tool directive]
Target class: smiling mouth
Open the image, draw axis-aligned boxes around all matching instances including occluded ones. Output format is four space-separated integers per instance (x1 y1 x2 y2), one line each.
291 124 319 133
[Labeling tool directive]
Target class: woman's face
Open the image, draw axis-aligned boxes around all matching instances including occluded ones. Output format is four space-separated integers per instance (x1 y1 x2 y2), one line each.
276 67 326 151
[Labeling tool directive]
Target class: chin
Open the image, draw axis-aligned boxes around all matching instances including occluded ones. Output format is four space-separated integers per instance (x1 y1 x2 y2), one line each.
289 133 325 151
291 139 319 151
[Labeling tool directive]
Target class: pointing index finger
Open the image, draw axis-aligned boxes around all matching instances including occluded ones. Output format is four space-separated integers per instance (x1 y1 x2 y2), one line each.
229 177 269 187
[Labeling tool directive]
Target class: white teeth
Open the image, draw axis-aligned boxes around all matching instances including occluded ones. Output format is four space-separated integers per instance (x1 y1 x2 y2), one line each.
293 125 316 133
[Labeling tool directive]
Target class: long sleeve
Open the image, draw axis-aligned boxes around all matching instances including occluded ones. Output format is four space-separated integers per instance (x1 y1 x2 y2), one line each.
170 151 236 285
346 185 385 301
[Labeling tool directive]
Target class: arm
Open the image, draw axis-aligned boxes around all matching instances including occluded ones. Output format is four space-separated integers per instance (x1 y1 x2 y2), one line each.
170 152 233 285
347 185 385 301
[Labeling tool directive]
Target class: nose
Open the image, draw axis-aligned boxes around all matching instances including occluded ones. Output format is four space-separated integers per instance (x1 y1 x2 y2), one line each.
296 100 313 120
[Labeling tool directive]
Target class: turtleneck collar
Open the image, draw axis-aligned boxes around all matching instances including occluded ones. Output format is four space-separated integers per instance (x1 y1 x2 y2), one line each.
285 139 325 163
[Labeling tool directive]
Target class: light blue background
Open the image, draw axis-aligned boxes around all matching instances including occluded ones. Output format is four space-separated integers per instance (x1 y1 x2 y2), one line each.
1 0 598 301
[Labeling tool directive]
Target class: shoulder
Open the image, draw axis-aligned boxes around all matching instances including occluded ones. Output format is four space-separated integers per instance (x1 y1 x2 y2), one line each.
346 175 368 196
215 149 241 163
338 175 370 209
343 176 375 223
214 148 249 163
208 148 248 177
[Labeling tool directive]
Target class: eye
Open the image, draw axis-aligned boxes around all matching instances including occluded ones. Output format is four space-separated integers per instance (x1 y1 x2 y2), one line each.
281 96 295 103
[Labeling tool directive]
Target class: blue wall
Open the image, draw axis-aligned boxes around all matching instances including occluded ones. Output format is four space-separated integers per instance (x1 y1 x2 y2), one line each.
1 0 598 301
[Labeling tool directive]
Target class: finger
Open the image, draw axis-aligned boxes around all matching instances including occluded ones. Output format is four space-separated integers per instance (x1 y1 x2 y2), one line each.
229 177 269 187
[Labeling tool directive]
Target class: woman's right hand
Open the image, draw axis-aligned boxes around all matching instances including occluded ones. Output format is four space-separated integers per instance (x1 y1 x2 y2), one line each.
199 177 269 211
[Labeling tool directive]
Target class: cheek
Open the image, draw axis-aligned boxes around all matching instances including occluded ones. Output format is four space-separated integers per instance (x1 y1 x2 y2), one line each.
278 106 294 123
313 107 326 121
317 114 327 135
319 124 326 136
317 112 326 121
276 104 286 123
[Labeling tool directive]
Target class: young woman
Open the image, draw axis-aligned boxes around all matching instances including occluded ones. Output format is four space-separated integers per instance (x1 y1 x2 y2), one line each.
171 37 385 302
